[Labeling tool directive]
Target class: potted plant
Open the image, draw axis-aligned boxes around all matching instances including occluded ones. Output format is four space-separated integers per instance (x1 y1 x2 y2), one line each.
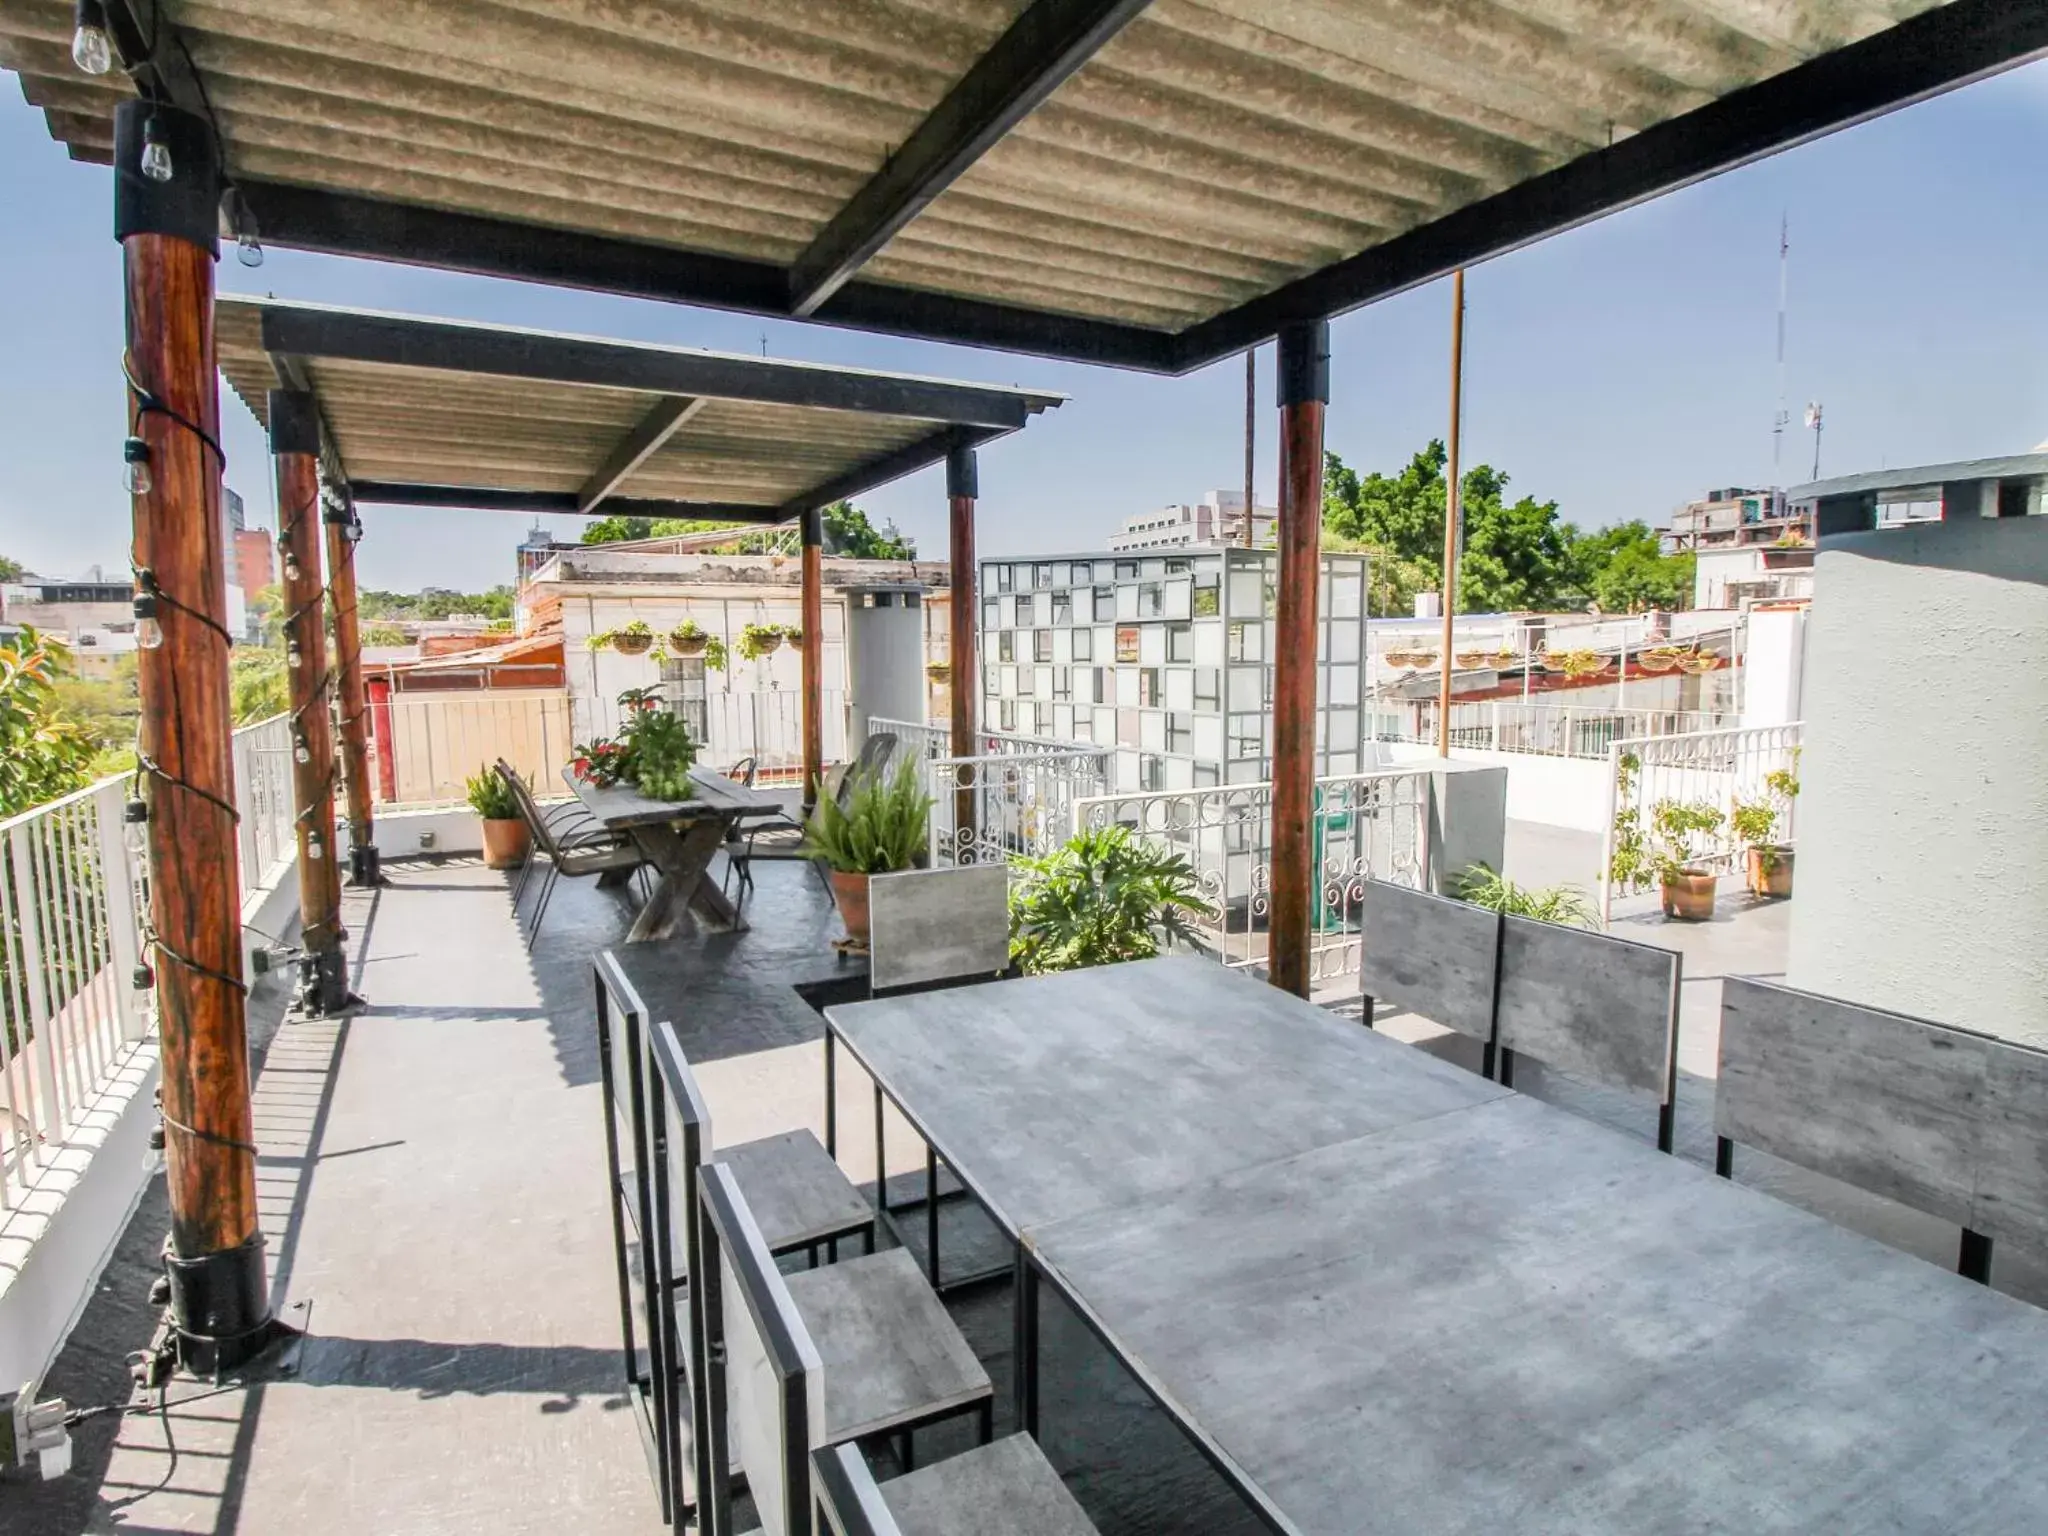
925 660 952 685
783 626 805 648
1492 647 1517 668
1733 761 1800 898
1638 646 1683 673
1007 826 1211 974
587 618 655 655
1453 864 1594 927
1677 649 1718 675
667 619 711 657
1650 798 1725 920
1455 650 1488 669
800 759 932 946
466 768 527 869
1554 648 1608 678
737 622 785 663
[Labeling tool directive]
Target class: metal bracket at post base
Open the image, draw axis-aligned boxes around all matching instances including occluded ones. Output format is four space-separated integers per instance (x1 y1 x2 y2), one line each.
164 1236 297 1378
347 840 382 887
296 945 354 1017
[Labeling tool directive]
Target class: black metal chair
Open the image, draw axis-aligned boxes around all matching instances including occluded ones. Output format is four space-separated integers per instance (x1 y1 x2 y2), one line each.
698 1158 994 1536
497 758 608 907
812 1436 1100 1536
724 733 902 900
499 761 645 950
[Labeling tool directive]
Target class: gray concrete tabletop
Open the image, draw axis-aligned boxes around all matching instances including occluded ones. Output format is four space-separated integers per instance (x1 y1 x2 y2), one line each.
1030 1091 2048 1534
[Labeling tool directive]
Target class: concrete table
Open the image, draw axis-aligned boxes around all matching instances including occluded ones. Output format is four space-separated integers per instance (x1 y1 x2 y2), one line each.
827 956 2048 1534
567 764 780 942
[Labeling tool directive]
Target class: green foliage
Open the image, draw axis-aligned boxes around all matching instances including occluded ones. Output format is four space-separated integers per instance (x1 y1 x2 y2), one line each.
821 501 916 560
1007 826 1212 975
581 516 655 545
465 767 519 819
587 618 654 652
1729 799 1779 850
0 553 24 582
1608 752 1651 894
569 693 699 799
1577 522 1694 612
578 499 913 560
230 646 289 724
801 760 931 875
1453 864 1594 927
736 623 785 662
52 653 138 754
0 629 99 818
1649 799 1725 883
362 623 409 647
358 585 515 622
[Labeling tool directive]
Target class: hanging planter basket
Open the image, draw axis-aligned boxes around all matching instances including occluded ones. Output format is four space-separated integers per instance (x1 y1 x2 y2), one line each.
1408 652 1440 670
610 624 654 656
1678 652 1719 675
1455 651 1488 669
1637 650 1680 673
926 662 953 684
1492 649 1518 668
667 625 710 657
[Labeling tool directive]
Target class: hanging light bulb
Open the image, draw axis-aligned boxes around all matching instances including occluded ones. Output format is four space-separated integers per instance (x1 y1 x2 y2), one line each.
71 0 113 74
287 640 304 670
143 1120 166 1176
284 554 303 582
132 960 155 992
307 831 325 861
345 515 363 545
123 797 149 855
140 113 174 183
132 588 164 649
122 435 152 495
293 734 311 765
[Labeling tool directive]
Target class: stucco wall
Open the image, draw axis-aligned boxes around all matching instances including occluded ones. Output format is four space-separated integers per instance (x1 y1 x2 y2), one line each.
1786 517 2048 1045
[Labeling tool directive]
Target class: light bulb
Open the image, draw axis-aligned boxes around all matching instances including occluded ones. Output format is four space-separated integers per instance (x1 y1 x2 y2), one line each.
307 832 325 861
283 554 302 582
122 436 152 495
132 591 164 649
140 115 173 183
287 642 304 670
237 227 264 268
123 797 149 854
345 517 363 544
293 738 311 765
132 962 155 991
143 1121 166 1175
72 1 112 74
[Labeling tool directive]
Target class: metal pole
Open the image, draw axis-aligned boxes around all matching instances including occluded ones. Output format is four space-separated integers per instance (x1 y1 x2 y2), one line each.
1269 321 1329 999
324 486 378 884
800 507 824 816
1243 345 1256 548
271 391 348 1015
947 446 979 854
117 99 281 1374
1435 270 1465 756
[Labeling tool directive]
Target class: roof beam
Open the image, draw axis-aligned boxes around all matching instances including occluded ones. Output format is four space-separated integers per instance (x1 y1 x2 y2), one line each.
346 485 789 522
780 425 1003 518
786 0 1155 316
1173 0 2048 369
255 302 1045 427
577 395 706 515
236 181 1179 374
265 351 351 491
102 2 206 116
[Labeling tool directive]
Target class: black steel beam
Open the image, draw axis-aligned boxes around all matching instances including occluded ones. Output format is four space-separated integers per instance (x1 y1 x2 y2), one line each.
102 1 206 116
779 424 1002 517
255 299 1052 427
578 396 706 514
786 0 1154 315
239 181 1176 373
1172 0 2048 369
346 484 788 522
264 351 350 492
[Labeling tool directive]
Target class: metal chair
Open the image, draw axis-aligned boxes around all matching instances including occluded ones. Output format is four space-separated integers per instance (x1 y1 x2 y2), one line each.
725 734 902 900
812 1436 1100 1536
699 1159 994 1536
500 761 645 950
497 758 609 908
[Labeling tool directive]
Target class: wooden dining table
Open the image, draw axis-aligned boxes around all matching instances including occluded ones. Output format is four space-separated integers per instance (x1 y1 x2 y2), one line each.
564 763 786 943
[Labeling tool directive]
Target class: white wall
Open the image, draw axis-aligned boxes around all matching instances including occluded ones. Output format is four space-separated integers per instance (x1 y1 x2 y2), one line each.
1786 517 2048 1046
1381 742 1611 833
1740 608 1805 729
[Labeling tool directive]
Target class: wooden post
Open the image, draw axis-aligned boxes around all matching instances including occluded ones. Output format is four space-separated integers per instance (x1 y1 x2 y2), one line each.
271 389 348 1015
117 99 278 1372
1269 321 1329 999
1435 269 1466 755
947 445 979 856
324 487 379 884
800 507 824 816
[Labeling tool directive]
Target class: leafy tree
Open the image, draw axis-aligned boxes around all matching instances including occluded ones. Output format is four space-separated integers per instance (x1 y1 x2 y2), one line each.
0 553 24 583
358 585 514 622
362 623 409 647
1455 467 1573 613
1590 541 1695 613
581 516 654 545
230 647 289 724
822 501 915 560
0 630 99 817
578 500 914 559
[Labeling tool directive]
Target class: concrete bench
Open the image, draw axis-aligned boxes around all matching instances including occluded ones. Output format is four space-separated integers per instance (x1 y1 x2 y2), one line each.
811 1435 1099 1536
1718 975 2048 1283
699 1159 995 1536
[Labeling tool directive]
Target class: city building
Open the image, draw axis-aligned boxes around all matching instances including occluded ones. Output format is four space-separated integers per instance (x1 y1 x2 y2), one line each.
978 547 1372 792
1659 486 1808 554
1106 489 1276 552
1692 543 1815 609
232 526 274 607
1789 451 2048 535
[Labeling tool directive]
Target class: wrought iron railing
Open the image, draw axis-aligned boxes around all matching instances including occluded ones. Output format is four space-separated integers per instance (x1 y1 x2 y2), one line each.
869 716 1091 763
1391 700 1737 760
1070 769 1433 986
926 748 1113 866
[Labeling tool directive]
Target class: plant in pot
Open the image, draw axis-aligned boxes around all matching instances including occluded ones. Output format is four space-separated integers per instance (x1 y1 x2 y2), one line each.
925 660 952 685
1007 825 1212 974
667 619 711 657
1453 864 1594 927
1455 650 1489 669
1638 646 1682 673
736 622 785 663
466 768 528 870
1677 649 1718 675
800 759 932 947
1732 761 1800 898
1650 798 1725 920
588 618 655 655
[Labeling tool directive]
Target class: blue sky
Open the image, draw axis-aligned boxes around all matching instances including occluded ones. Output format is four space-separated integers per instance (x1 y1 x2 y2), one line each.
1 61 2043 593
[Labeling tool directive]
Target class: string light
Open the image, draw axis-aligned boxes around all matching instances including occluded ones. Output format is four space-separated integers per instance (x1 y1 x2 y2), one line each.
143 1119 166 1176
122 435 152 495
140 112 173 184
123 797 149 856
345 515 363 544
132 961 155 992
293 733 311 765
287 640 305 670
132 586 163 650
71 0 113 75
306 831 325 862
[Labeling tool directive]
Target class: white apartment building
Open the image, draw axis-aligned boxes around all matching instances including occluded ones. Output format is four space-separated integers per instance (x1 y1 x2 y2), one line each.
1107 489 1277 551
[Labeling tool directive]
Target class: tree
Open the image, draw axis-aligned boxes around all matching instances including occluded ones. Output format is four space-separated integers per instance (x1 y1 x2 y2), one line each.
363 623 409 647
0 630 99 817
0 554 24 583
579 499 915 559
1456 467 1574 613
822 501 915 559
581 516 654 545
230 647 289 724
1590 541 1695 612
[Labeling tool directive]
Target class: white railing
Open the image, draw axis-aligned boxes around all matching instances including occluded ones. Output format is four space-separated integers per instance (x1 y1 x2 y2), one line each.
870 717 1091 764
1390 701 1737 760
696 688 849 778
378 693 577 808
926 748 1113 866
230 714 298 890
1071 769 1433 987
1597 722 1803 925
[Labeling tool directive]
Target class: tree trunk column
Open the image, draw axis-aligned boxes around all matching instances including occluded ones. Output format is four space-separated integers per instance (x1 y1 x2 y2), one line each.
800 507 824 816
117 99 277 1374
947 446 979 857
324 487 379 884
1269 321 1329 999
271 389 348 1015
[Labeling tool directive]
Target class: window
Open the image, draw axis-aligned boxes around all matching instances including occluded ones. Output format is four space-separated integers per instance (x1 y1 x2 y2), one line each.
996 564 1014 592
1139 582 1164 616
1194 570 1220 617
982 598 1000 630
1052 562 1071 586
1228 713 1264 759
1226 621 1262 662
1138 667 1163 707
1194 762 1219 788
1052 591 1072 626
1115 560 1139 580
1053 667 1072 701
1140 754 1166 792
1115 625 1141 663
999 699 1017 730
998 631 1015 663
1166 557 1190 574
1195 667 1220 709
1071 627 1093 662
1166 623 1193 663
1033 563 1053 588
1033 630 1053 662
1167 713 1194 755
1071 561 1094 584
1093 584 1116 622
1016 594 1036 627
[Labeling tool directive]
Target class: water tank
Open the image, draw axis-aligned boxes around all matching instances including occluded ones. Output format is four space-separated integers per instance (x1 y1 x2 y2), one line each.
846 583 930 740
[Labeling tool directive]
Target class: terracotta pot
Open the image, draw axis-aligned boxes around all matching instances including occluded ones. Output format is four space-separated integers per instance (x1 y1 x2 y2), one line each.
481 817 530 870
828 869 871 945
669 632 709 657
612 632 653 655
1660 869 1717 921
1746 845 1795 899
1638 653 1678 673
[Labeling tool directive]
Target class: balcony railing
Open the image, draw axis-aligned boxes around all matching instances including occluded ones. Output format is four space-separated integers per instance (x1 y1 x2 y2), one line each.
868 716 1095 763
1071 768 1433 987
1390 700 1737 760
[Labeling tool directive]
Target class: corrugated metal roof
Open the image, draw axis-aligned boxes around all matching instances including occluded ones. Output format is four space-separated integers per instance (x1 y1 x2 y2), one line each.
0 0 2019 357
214 296 1061 514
